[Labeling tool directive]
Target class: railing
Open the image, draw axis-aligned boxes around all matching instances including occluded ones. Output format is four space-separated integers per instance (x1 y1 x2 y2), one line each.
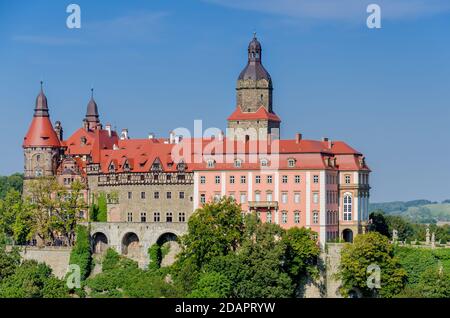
248 201 279 209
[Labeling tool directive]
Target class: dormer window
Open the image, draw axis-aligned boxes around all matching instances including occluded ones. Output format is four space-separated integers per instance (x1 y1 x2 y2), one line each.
80 136 87 146
234 159 242 168
108 162 116 172
206 159 215 168
177 161 186 171
287 158 296 168
123 161 130 172
260 159 268 167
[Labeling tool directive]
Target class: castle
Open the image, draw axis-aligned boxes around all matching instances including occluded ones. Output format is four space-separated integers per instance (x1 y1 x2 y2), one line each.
23 35 371 260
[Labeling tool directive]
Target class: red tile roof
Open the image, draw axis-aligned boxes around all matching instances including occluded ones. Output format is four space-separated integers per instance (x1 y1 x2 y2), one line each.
23 117 61 148
227 106 281 122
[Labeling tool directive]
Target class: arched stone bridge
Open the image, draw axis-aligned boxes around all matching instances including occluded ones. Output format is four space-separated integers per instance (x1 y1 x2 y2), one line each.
81 222 188 268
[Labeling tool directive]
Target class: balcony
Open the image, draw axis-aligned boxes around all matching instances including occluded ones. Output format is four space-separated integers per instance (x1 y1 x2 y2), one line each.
248 201 279 209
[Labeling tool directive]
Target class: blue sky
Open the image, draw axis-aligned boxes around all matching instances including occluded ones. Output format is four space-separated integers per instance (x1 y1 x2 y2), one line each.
0 0 449 202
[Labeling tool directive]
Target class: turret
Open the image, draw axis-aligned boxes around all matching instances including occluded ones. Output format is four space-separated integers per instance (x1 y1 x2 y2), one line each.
84 88 100 131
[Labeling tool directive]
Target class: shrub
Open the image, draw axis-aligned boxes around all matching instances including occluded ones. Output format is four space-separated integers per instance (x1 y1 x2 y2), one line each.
69 225 92 280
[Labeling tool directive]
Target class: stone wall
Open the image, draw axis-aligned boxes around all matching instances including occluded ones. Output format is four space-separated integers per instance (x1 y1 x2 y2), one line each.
16 246 72 279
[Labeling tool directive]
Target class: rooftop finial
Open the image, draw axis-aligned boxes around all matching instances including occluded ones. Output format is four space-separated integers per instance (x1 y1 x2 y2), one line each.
253 31 257 39
40 80 44 91
91 86 94 99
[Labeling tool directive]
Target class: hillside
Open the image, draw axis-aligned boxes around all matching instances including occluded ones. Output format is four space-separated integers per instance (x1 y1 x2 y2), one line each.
369 200 450 224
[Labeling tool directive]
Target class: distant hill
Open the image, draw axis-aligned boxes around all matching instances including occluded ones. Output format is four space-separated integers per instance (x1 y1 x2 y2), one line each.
369 200 450 224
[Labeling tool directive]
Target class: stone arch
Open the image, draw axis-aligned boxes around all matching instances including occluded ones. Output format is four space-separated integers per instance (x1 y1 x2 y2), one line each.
122 232 140 259
156 232 180 267
92 232 108 254
342 228 353 243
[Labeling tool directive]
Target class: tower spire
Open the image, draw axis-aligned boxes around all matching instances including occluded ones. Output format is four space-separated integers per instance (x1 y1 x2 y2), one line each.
85 87 100 131
34 80 49 117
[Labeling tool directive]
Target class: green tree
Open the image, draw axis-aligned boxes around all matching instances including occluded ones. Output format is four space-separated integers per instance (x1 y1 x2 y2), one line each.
0 246 21 282
368 210 390 238
0 190 24 239
68 225 92 281
0 173 23 199
189 271 232 298
338 232 407 298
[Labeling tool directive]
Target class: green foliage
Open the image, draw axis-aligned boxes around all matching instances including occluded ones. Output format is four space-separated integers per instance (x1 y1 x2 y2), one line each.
189 271 232 298
338 232 407 298
0 260 68 298
368 210 390 238
0 190 33 244
395 247 438 285
102 248 138 272
90 193 107 222
148 244 162 270
0 246 21 282
69 225 92 281
0 173 23 200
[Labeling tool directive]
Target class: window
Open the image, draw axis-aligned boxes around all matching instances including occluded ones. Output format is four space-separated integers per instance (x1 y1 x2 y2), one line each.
343 193 352 221
266 192 273 202
229 192 235 200
255 175 261 184
282 211 288 224
295 175 301 183
229 175 235 184
166 212 173 223
281 192 288 204
267 211 272 223
267 175 272 184
127 212 133 222
234 159 242 168
294 192 301 204
240 175 246 184
179 192 185 199
294 211 300 224
154 212 160 222
200 194 206 204
207 160 215 168
166 174 172 182
313 175 319 183
260 159 268 167
154 191 160 199
179 212 186 222
166 192 172 199
140 212 147 223
240 193 247 203
200 176 206 184
214 193 221 202
128 192 132 200
345 175 351 184
215 175 221 184
282 175 288 183
313 211 319 224
141 192 146 199
288 159 295 167
255 192 261 202
313 192 319 204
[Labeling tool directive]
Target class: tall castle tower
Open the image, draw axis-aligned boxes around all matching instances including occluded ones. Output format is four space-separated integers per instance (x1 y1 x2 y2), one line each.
23 82 61 189
227 34 281 141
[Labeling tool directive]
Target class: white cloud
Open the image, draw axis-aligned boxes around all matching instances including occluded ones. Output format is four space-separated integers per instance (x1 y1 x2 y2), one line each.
204 0 450 21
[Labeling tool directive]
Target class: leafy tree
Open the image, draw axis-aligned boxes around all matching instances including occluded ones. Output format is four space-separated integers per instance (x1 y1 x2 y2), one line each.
368 210 390 238
0 173 23 199
189 271 232 298
0 246 21 282
385 215 414 241
0 190 25 239
148 244 162 270
416 267 450 298
178 197 244 267
69 225 92 281
338 232 407 298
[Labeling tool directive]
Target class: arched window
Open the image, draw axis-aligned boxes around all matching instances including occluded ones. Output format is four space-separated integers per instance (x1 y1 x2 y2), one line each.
343 193 352 221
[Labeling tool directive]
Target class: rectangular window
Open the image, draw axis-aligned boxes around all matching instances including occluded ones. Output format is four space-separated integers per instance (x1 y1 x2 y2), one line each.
214 193 221 202
200 193 206 204
154 212 160 222
282 211 288 224
294 192 301 204
267 211 272 223
166 212 173 223
240 193 247 203
215 175 221 184
167 192 172 199
200 176 206 184
154 191 160 199
313 175 319 183
295 175 301 183
281 192 288 204
140 212 147 223
266 192 273 202
179 192 185 199
294 212 300 224
127 212 133 222
313 211 319 224
255 192 261 202
255 175 261 184
229 192 235 200
240 175 246 184
178 212 186 222
345 175 351 184
141 192 146 199
229 175 235 184
267 175 272 184
128 192 132 200
282 175 288 183
313 192 319 204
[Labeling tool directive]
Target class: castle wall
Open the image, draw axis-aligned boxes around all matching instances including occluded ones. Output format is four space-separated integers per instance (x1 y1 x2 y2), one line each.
18 246 72 279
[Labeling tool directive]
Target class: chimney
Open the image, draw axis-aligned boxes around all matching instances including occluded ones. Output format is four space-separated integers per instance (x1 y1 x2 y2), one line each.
295 133 302 144
54 121 63 140
105 124 112 137
120 129 129 140
169 131 175 144
148 132 155 140
322 137 329 142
